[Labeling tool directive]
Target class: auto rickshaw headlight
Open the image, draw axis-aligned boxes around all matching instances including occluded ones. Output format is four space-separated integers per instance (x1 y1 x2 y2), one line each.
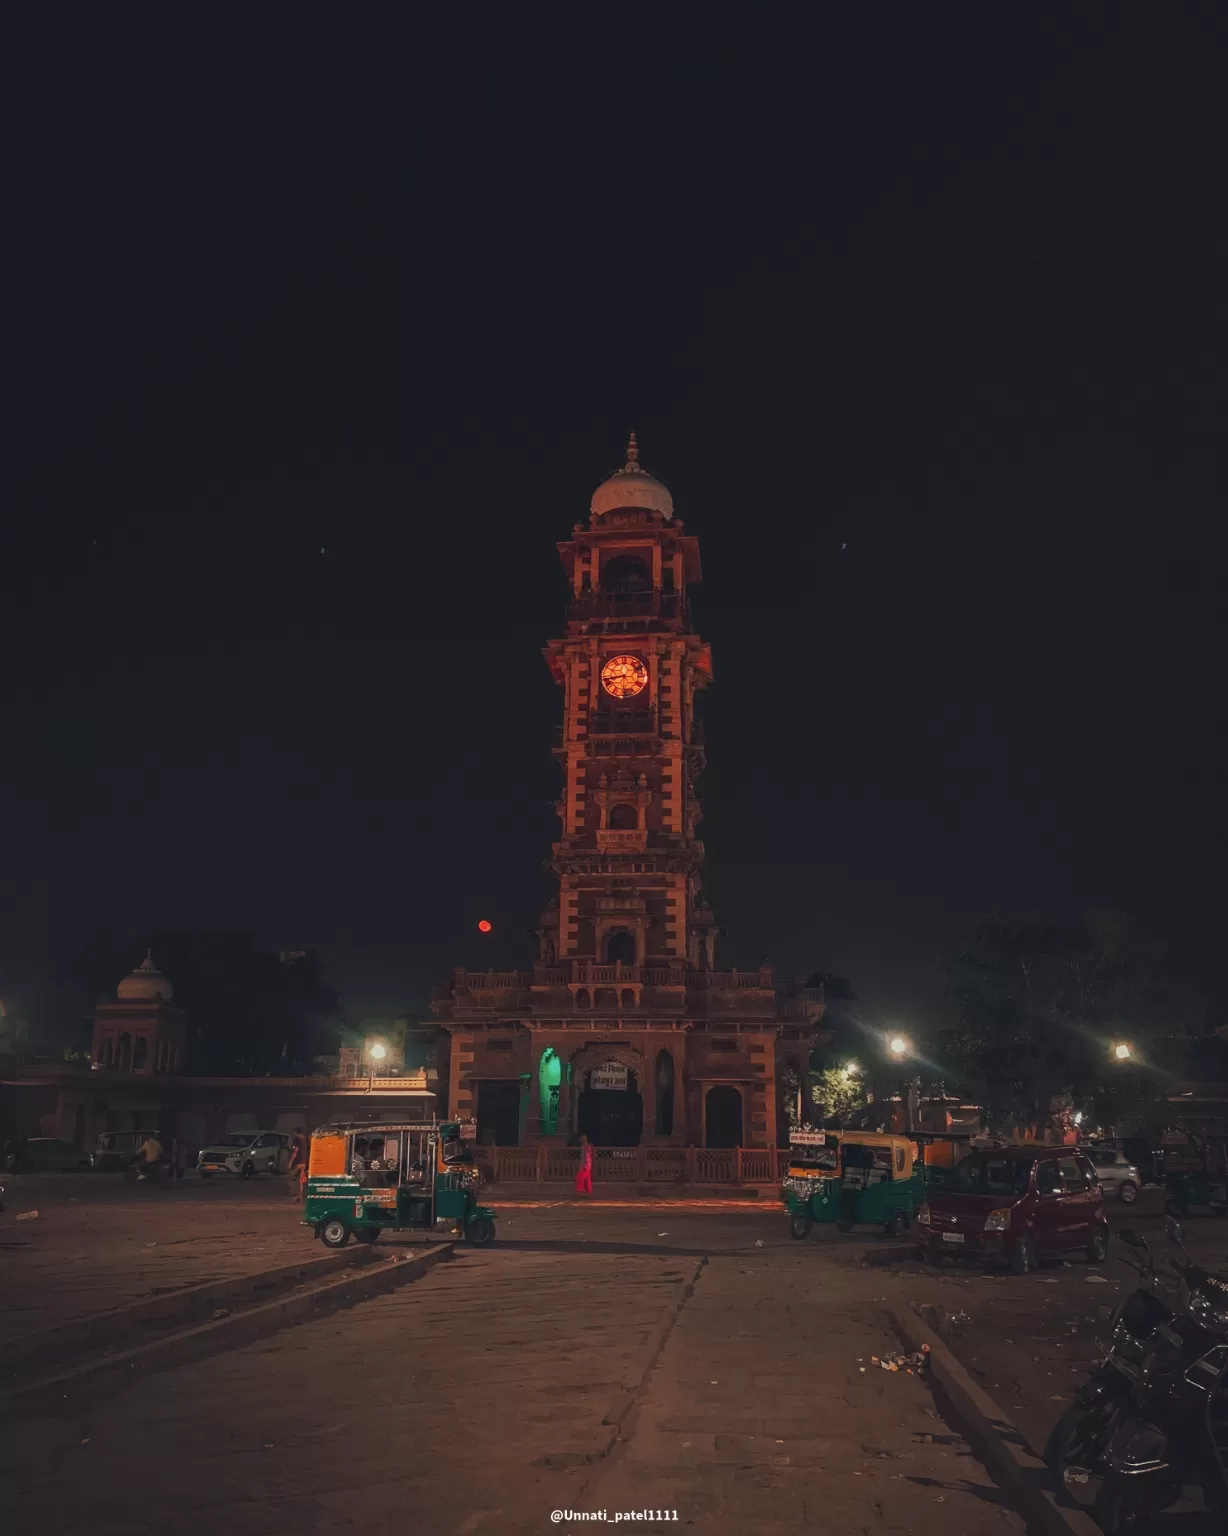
984 1207 1012 1232
916 1203 931 1226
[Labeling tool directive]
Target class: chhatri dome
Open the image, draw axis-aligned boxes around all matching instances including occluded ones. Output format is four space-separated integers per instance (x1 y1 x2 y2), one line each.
116 950 174 1003
590 432 674 521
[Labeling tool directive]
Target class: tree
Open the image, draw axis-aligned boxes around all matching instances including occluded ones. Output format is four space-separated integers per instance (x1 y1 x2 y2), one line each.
942 912 1205 1136
808 1064 869 1126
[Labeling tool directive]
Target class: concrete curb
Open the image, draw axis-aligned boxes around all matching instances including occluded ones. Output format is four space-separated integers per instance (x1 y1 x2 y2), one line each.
889 1304 1102 1536
2 1243 453 1414
3 1246 386 1375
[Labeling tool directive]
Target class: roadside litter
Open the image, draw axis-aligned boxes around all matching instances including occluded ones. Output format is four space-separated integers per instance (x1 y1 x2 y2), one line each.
15 1210 39 1221
870 1347 930 1375
1086 1275 1109 1284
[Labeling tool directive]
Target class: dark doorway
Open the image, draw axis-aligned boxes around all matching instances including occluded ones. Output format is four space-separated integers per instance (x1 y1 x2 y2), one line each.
476 1082 521 1147
578 1070 643 1146
705 1085 743 1148
655 1049 675 1137
606 929 636 965
608 802 638 830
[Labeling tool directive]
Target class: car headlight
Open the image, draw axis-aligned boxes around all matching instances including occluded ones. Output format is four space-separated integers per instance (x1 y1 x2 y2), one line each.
984 1207 1012 1232
917 1203 931 1226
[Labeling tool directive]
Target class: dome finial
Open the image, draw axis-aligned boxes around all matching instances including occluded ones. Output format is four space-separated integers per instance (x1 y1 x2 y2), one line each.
625 430 638 466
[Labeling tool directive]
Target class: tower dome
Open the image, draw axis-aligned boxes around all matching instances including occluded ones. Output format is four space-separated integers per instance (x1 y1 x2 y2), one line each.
116 950 173 1002
590 432 674 521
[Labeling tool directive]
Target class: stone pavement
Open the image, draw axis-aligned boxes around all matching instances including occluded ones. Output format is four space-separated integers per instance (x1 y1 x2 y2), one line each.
0 1174 309 1344
4 1231 1028 1536
547 1256 1026 1536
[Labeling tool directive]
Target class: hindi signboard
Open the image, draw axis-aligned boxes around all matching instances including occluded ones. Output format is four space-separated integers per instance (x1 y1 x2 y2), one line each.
590 1064 629 1092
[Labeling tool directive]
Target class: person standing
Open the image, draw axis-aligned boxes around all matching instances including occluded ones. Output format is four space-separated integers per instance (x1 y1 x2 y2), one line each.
575 1133 593 1197
288 1126 307 1202
136 1131 163 1182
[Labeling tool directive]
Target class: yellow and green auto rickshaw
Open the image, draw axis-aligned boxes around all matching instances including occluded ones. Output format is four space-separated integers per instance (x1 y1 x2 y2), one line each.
783 1130 924 1240
304 1119 497 1248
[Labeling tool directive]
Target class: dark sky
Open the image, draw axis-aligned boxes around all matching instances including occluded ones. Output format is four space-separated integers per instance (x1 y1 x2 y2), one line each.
5 7 1227 1029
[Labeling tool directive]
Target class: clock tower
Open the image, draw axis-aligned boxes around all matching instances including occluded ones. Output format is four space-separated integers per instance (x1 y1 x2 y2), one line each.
541 433 716 973
433 438 827 1158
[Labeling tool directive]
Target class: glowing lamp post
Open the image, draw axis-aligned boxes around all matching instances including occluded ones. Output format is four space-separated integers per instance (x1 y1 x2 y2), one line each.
367 1040 387 1091
1113 1042 1132 1062
888 1035 910 1059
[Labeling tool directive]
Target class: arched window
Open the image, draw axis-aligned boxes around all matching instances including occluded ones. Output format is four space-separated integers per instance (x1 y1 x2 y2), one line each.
600 554 651 594
608 802 638 830
620 988 636 1009
575 988 591 1009
606 930 636 966
133 1037 148 1071
655 1049 675 1136
117 1033 132 1072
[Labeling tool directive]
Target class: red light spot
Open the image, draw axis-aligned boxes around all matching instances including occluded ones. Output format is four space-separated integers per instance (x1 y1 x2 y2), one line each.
478 919 492 933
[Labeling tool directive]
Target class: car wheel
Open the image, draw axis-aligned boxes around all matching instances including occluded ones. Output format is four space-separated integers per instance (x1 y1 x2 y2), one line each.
1087 1226 1109 1264
789 1214 811 1241
319 1217 350 1248
241 1162 255 1180
1118 1181 1138 1204
885 1211 909 1239
466 1218 495 1246
1009 1235 1038 1275
75 1160 91 1172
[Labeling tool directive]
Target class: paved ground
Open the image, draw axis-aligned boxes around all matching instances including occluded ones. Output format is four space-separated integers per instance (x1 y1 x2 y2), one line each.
4 1174 1225 1533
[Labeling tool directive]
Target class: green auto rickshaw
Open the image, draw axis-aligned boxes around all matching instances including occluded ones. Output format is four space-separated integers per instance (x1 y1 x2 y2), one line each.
1163 1134 1228 1219
784 1130 924 1240
304 1118 497 1248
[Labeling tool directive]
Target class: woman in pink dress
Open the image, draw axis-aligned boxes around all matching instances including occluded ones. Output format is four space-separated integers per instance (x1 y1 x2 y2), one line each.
575 1134 593 1196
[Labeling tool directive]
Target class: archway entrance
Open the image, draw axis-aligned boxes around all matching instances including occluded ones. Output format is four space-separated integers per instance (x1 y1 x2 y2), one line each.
578 1064 643 1147
476 1081 521 1146
705 1085 743 1148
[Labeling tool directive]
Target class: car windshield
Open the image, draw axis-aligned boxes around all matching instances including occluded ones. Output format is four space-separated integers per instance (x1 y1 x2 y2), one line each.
950 1155 1032 1197
211 1134 254 1148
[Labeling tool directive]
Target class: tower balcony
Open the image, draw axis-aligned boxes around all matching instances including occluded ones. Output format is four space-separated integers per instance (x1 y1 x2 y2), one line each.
567 592 688 626
595 828 648 853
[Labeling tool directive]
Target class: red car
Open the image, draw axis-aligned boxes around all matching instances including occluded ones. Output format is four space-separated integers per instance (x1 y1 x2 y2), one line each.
916 1145 1109 1275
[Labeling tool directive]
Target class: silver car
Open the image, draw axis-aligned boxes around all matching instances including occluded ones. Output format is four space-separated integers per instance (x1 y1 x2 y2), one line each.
1085 1145 1141 1203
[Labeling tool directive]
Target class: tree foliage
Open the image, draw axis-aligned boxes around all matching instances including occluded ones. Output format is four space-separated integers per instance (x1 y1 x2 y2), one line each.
808 1065 869 1126
942 912 1206 1135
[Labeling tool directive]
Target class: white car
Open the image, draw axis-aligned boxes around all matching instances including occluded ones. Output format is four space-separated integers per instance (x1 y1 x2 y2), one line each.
197 1131 291 1179
1085 1145 1141 1203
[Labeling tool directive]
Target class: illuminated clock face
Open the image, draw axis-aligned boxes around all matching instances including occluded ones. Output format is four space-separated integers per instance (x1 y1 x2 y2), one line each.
600 654 649 699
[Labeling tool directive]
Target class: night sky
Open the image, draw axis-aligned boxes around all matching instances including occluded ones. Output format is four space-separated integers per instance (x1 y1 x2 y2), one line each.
6 9 1226 1030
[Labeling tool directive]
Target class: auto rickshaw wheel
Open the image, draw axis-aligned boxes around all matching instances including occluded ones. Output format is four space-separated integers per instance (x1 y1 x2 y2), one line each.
884 1211 909 1239
354 1227 379 1244
789 1214 811 1240
466 1218 495 1246
319 1217 351 1248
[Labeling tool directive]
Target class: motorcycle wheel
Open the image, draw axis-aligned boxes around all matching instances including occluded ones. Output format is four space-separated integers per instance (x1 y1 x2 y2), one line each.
1043 1399 1118 1476
1092 1473 1161 1534
789 1214 811 1240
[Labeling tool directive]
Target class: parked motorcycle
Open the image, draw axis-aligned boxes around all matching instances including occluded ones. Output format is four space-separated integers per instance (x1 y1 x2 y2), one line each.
1043 1226 1174 1479
1086 1218 1228 1533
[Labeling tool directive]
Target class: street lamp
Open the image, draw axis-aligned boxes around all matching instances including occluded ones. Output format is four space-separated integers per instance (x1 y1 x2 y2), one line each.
888 1035 910 1058
1113 1042 1132 1062
841 1061 860 1081
367 1040 387 1092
